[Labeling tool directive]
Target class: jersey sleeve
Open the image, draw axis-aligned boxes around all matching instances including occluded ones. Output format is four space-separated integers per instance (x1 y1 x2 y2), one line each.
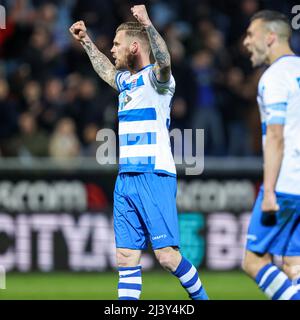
115 70 131 92
262 74 289 126
149 68 176 95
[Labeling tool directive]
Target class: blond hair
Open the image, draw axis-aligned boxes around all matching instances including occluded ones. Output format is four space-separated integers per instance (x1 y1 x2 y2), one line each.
116 22 148 41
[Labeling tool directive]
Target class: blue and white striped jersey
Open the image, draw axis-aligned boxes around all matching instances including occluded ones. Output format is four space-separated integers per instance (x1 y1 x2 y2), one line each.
115 64 176 176
257 55 300 195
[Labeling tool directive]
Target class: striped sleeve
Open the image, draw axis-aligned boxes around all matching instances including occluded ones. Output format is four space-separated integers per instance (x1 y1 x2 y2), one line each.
149 68 175 95
265 102 287 125
263 75 288 126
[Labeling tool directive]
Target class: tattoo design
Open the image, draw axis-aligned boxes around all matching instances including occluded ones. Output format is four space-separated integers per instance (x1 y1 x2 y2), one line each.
145 24 171 81
82 38 117 90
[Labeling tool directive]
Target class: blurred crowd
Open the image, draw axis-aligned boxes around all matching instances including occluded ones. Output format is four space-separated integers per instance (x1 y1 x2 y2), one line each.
0 0 299 160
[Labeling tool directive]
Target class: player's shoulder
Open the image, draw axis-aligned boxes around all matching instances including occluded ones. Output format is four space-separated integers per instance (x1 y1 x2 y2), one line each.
140 64 155 73
115 69 132 92
263 55 300 80
144 64 175 94
143 64 175 81
116 69 131 83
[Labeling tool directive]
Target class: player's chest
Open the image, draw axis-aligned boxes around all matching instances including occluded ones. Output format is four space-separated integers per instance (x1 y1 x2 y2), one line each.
118 75 148 111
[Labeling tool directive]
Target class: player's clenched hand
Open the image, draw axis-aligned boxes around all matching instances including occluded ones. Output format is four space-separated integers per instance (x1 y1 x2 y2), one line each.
69 21 88 42
261 191 279 213
131 5 152 27
261 191 279 226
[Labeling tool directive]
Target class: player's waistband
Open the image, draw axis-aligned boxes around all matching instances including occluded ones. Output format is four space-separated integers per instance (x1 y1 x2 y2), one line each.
260 186 300 199
118 168 176 178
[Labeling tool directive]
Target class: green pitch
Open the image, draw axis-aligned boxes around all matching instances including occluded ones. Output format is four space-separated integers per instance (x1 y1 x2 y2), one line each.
0 271 266 300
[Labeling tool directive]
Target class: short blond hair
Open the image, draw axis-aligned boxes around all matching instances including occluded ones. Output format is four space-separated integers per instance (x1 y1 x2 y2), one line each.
251 10 291 41
116 22 148 41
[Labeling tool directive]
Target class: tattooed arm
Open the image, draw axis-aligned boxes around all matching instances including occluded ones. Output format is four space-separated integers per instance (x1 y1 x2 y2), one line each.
81 36 117 90
131 5 171 82
69 20 117 90
145 24 171 82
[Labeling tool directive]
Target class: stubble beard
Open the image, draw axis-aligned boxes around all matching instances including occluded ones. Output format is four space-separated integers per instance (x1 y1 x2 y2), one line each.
126 52 136 71
115 52 136 71
252 45 269 67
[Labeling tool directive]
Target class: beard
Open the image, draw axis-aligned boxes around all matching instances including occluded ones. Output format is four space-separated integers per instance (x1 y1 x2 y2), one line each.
115 59 125 70
116 52 136 71
126 53 136 70
251 45 269 67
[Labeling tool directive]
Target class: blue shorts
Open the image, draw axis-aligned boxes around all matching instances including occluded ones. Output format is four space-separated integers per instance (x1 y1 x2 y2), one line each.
113 172 180 250
246 188 300 256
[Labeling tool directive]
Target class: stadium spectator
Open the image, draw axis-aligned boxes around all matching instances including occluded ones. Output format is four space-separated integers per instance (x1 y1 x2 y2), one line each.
9 112 49 158
166 24 197 118
191 49 225 155
0 78 18 156
39 77 65 132
73 78 103 140
81 123 100 157
20 80 43 116
221 67 252 156
49 117 80 159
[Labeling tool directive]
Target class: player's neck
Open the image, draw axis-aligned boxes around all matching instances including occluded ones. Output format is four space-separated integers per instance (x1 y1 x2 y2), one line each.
129 55 151 74
268 44 295 65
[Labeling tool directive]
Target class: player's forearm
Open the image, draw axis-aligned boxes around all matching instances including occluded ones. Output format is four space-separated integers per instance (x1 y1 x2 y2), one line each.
145 24 170 67
263 133 284 193
81 36 117 90
145 24 171 73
